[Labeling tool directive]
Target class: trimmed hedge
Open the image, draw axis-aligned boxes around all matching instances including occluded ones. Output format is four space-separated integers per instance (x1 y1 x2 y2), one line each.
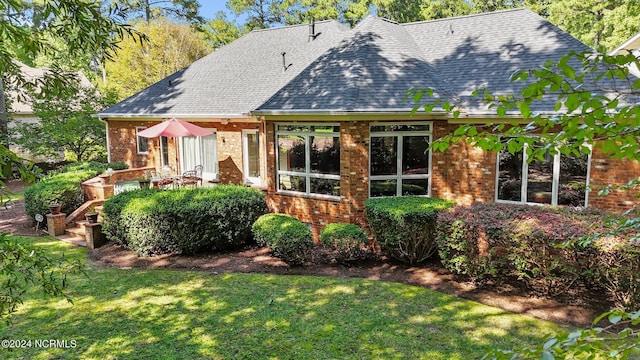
24 161 127 219
365 196 456 264
252 213 313 265
102 185 268 256
436 202 640 307
319 223 369 263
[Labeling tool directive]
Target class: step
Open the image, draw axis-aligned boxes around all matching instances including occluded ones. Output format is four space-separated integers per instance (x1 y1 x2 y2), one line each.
65 225 86 238
56 234 87 247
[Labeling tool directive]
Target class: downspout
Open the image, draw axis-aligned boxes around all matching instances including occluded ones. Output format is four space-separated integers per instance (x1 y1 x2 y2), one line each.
99 117 112 163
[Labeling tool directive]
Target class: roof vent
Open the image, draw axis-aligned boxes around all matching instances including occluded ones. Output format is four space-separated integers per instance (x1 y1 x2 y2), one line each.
309 19 317 41
281 52 292 72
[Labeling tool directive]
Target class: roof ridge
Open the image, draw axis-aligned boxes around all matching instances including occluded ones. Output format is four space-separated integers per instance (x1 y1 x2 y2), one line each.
401 7 530 26
249 19 340 33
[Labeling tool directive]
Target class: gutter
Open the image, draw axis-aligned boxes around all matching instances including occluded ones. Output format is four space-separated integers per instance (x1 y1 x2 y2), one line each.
92 113 253 119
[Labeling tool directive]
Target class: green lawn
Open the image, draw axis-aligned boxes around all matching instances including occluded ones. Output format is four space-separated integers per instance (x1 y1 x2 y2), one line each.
1 236 564 360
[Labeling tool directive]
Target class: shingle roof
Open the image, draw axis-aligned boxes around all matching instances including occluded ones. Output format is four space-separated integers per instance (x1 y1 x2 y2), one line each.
99 20 350 118
9 61 92 114
99 8 595 118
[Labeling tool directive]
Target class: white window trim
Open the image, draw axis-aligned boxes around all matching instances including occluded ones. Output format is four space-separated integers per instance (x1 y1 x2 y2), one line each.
242 129 262 186
136 127 149 154
494 142 592 207
369 122 433 197
159 136 169 167
275 123 341 199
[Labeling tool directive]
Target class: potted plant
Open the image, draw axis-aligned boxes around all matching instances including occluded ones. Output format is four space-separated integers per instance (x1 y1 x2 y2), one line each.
48 203 61 214
85 206 99 224
138 174 151 189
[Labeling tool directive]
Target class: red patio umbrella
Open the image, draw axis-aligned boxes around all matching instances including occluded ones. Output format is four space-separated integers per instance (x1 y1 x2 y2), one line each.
137 118 213 175
137 118 213 138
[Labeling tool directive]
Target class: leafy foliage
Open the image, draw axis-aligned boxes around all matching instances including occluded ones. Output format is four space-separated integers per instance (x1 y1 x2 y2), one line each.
436 203 602 292
365 196 455 264
102 186 268 256
437 202 640 307
23 161 126 220
252 213 313 265
112 0 204 25
319 222 369 263
484 309 640 359
204 10 243 49
12 78 116 162
102 17 210 99
0 234 83 321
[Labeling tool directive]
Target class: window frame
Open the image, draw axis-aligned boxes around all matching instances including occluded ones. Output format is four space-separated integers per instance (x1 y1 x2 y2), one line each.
369 122 433 197
136 127 149 154
494 140 592 207
275 123 341 199
159 136 169 167
242 129 262 186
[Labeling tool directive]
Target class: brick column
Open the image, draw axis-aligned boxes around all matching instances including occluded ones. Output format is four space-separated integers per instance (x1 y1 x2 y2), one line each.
46 213 66 236
85 223 106 249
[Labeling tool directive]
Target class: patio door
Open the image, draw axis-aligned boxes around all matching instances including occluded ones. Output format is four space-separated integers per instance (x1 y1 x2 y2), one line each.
180 133 218 180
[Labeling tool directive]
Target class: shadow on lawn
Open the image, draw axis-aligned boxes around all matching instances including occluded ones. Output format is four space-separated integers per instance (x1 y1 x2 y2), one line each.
4 267 561 360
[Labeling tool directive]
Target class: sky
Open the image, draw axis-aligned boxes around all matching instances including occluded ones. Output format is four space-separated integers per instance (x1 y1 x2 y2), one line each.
198 1 232 20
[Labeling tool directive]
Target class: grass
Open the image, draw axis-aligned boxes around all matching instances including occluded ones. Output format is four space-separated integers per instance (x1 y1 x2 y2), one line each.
0 236 564 360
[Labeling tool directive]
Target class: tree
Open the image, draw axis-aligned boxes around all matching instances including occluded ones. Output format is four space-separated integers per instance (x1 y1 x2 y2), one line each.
420 0 472 20
227 0 288 30
371 0 426 23
1 0 145 140
0 0 142 320
283 0 371 26
111 0 204 25
12 79 115 162
102 18 211 99
204 11 243 49
535 0 640 52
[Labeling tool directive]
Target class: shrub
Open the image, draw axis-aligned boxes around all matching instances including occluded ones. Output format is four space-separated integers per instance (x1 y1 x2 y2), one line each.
102 185 268 256
366 196 455 264
319 223 369 263
591 237 640 308
436 202 623 296
252 213 313 265
24 161 127 219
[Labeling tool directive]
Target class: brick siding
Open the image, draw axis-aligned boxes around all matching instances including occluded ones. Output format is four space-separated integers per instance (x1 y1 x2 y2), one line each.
109 118 639 241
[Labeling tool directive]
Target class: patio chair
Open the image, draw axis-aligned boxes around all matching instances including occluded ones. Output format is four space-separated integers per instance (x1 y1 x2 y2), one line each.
153 169 175 189
179 165 203 187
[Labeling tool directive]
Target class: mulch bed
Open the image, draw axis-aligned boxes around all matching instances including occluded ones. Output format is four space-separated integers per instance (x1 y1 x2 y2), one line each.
2 179 609 327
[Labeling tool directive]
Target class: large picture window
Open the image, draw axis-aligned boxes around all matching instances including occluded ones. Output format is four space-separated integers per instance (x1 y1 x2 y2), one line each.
496 140 590 206
370 123 432 197
276 124 340 197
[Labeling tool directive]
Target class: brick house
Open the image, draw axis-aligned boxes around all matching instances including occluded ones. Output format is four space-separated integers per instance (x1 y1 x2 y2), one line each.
97 9 640 238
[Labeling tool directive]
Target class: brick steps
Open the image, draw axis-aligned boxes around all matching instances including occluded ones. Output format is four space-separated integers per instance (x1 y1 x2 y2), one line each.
56 233 87 247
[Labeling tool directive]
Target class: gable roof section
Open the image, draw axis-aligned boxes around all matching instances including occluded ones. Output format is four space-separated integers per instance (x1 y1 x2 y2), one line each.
403 8 592 115
99 20 349 118
255 16 452 114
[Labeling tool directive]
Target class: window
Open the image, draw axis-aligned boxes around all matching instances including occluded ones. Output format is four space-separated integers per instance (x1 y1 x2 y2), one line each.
276 124 340 197
370 122 432 197
180 133 218 180
136 127 149 154
160 136 169 167
496 140 590 206
242 130 261 185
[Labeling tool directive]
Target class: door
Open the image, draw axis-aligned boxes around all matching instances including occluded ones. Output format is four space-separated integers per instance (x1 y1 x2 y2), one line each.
180 133 218 180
